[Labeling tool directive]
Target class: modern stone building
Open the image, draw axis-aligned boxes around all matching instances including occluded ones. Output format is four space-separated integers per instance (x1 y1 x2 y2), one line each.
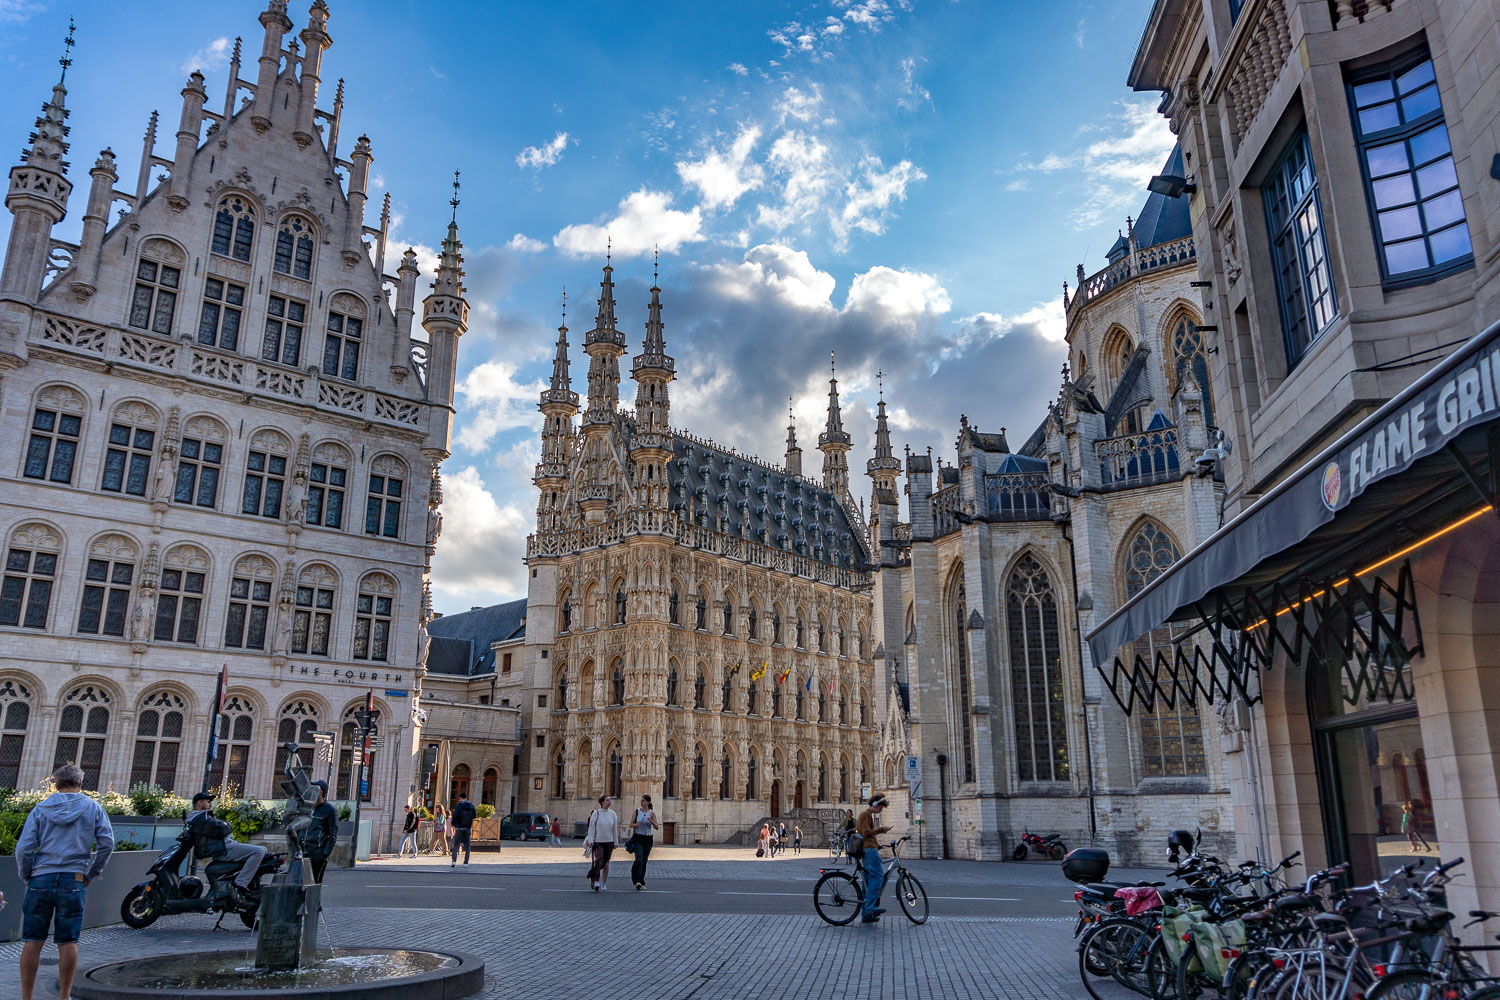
0 1 468 852
1090 0 1500 915
869 152 1235 863
458 261 883 845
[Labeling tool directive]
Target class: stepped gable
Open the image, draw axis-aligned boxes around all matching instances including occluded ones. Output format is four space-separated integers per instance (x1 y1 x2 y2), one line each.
667 435 869 571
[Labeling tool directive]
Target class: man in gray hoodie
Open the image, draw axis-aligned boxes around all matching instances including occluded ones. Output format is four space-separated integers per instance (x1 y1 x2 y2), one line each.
16 763 114 1000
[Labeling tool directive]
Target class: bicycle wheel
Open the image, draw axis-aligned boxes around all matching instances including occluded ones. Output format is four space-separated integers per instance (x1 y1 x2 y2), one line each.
1079 920 1147 1000
1174 952 1212 1000
813 869 864 926
1363 969 1445 999
896 872 928 924
1144 935 1181 1000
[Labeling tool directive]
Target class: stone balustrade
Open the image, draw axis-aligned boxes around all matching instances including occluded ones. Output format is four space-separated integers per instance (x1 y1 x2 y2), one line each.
1095 425 1183 488
1066 235 1196 315
983 472 1053 521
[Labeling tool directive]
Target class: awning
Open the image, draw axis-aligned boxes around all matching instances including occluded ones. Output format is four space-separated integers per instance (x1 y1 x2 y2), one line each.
1087 318 1500 669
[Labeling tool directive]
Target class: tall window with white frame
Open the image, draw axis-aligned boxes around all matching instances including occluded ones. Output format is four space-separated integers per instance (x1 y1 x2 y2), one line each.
1348 50 1472 285
242 445 288 519
153 563 205 644
2 535 57 629
292 578 335 657
353 582 393 661
174 435 222 508
77 550 134 637
1264 129 1338 368
24 405 81 483
261 295 306 367
365 470 403 538
128 259 180 335
198 278 245 351
100 415 155 497
322 310 362 380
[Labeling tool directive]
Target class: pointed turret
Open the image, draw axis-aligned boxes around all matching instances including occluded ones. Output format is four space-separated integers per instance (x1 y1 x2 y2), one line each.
420 172 470 457
818 352 852 495
630 252 675 510
536 293 579 527
866 373 903 564
250 1 292 133
785 399 803 478
583 250 626 426
2 19 75 307
293 1 331 148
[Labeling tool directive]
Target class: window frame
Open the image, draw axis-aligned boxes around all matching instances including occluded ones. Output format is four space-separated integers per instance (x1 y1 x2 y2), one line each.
174 436 223 509
128 259 181 336
292 584 335 657
322 311 363 381
153 567 206 644
24 407 81 484
1263 127 1339 369
241 448 288 519
364 472 404 538
273 217 315 280
100 420 155 497
211 197 256 263
1347 48 1474 289
306 460 347 529
224 574 273 650
77 556 134 637
1 546 57 629
353 588 393 661
261 294 307 368
198 277 246 351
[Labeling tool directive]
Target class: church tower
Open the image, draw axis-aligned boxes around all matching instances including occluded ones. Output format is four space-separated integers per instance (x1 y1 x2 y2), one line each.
535 296 578 532
578 256 625 523
819 354 852 497
630 253 674 511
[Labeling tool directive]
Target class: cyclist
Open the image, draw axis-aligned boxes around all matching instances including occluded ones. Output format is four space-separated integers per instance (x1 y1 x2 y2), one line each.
855 794 893 923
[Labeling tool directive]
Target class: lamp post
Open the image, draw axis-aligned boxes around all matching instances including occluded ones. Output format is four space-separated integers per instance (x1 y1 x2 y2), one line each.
348 690 375 868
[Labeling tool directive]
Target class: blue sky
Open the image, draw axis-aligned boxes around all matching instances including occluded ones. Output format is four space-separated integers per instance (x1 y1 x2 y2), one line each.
0 0 1174 614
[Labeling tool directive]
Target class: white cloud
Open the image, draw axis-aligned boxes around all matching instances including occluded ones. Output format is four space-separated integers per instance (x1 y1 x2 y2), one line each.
768 21 818 54
959 298 1067 345
515 131 571 170
429 466 533 612
455 359 546 451
676 125 764 211
727 62 749 76
507 233 546 253
1014 96 1177 228
1004 178 1030 192
756 130 833 231
837 0 896 29
845 266 951 336
834 156 925 247
708 243 839 313
552 188 705 258
181 37 231 75
776 84 825 125
897 56 931 111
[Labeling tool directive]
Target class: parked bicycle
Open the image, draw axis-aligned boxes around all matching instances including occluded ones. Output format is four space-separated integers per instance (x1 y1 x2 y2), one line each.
813 834 928 926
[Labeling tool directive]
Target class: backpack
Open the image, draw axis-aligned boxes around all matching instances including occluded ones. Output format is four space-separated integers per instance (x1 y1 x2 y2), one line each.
846 831 865 859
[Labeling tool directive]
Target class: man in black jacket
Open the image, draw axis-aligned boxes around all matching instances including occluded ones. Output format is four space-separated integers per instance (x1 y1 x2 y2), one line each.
186 791 265 904
399 805 419 858
449 792 476 867
299 780 339 882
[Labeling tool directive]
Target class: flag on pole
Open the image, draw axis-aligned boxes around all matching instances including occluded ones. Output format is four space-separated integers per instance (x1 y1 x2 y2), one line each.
829 675 836 693
751 660 767 681
730 662 741 676
777 665 791 684
804 675 813 692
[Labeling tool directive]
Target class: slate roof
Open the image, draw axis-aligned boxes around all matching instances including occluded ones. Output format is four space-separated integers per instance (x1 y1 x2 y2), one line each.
1132 144 1192 251
667 436 868 570
425 598 527 676
997 454 1048 474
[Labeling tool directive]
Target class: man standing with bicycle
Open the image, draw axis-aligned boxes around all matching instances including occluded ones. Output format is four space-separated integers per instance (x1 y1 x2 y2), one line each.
855 794 892 923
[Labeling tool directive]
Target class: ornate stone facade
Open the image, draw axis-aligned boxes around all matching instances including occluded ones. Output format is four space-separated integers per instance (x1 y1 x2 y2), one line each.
0 2 467 853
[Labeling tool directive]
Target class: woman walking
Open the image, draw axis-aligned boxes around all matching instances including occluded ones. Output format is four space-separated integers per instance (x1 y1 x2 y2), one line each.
793 824 803 856
548 815 563 847
431 804 449 856
628 794 660 890
585 794 620 891
1402 800 1432 852
757 823 770 858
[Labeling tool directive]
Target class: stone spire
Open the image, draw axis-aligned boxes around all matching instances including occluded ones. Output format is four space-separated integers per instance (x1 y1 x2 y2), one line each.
583 248 626 426
536 291 579 525
1 17 75 304
420 171 470 457
549 296 575 396
785 398 803 478
867 371 900 492
631 248 674 446
818 352 852 495
250 1 292 133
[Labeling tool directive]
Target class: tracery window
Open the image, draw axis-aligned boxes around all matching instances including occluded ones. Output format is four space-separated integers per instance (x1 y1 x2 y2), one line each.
24 396 82 484
77 537 135 637
153 548 207 644
274 700 320 786
2 524 60 630
273 216 315 280
668 588 679 625
293 570 336 658
1168 313 1215 429
100 406 156 497
0 679 33 789
198 278 245 350
354 574 394 661
224 555 274 650
129 259 180 335
129 690 185 791
817 755 828 802
207 696 254 796
747 603 759 640
211 196 255 262
949 573 976 784
1123 523 1205 778
53 685 111 789
1008 554 1069 783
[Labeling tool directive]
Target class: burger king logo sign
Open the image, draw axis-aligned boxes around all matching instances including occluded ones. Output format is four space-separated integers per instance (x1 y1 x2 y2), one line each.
1320 462 1342 511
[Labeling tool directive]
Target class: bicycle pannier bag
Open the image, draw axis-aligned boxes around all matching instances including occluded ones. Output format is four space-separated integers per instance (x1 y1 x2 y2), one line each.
846 831 865 858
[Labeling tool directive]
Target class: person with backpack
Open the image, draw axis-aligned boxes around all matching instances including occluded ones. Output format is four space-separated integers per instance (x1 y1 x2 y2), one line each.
853 794 893 923
185 790 265 903
585 795 620 891
449 791 477 866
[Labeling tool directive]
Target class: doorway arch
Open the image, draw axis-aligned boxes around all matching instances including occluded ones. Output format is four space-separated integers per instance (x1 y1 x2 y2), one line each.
769 779 782 818
794 780 805 810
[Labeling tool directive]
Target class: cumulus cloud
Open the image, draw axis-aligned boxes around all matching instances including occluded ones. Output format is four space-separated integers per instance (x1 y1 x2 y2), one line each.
182 37 231 74
507 233 547 253
676 125 765 211
429 466 533 613
1014 96 1177 228
455 359 546 451
516 131 571 170
834 156 925 247
844 266 951 336
552 188 705 258
727 61 749 76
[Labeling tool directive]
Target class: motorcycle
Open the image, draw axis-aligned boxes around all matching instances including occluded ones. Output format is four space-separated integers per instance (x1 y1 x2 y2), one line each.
120 830 285 930
1012 827 1067 861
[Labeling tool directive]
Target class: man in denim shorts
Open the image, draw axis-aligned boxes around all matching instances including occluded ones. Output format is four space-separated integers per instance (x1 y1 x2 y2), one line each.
16 763 115 1000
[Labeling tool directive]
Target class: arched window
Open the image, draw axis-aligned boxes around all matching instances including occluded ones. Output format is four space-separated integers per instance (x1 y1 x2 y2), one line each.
664 743 678 798
614 585 626 625
838 689 847 726
53 685 111 789
274 700 320 787
154 545 209 644
293 564 337 657
1008 554 1069 783
839 756 849 802
212 196 255 262
23 385 84 485
817 754 828 802
128 243 182 334
365 456 406 539
354 573 395 661
695 592 707 629
745 749 758 800
1168 311 1215 428
556 669 569 711
339 706 378 802
693 668 706 709
481 766 499 807
100 402 158 497
553 749 565 798
176 416 227 509
948 569 976 783
1123 522 1205 778
77 534 137 638
273 216 315 279
224 554 275 650
130 690 185 791
838 616 848 656
581 583 597 629
580 661 595 709
305 441 350 529
691 747 705 799
449 763 470 808
0 678 33 790
2 522 61 629
860 688 871 728
242 429 290 519
208 695 254 797
608 744 623 798
261 294 306 366
719 747 733 799
611 660 625 705
818 615 828 652
666 664 679 706
322 294 365 381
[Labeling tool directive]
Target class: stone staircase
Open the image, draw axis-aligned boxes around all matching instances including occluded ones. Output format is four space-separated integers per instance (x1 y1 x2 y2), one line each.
723 807 851 847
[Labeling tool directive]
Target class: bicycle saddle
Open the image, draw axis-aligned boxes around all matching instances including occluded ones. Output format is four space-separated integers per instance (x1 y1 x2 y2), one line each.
1273 894 1322 912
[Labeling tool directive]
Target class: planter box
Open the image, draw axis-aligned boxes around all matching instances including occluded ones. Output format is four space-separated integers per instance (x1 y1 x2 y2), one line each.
0 850 158 943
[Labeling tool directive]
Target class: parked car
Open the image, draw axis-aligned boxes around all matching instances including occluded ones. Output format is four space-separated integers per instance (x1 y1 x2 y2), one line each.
500 812 551 840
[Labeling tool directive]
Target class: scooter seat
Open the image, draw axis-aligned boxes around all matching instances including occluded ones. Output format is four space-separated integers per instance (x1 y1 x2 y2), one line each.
205 859 241 876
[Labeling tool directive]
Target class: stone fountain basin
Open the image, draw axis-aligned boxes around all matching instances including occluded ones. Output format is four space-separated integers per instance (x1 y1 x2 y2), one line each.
73 947 485 1000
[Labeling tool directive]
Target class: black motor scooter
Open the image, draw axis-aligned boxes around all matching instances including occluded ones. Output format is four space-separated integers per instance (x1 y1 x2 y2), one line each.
120 830 285 929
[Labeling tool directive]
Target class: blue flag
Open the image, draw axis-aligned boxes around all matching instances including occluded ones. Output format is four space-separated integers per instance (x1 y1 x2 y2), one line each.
805 676 812 691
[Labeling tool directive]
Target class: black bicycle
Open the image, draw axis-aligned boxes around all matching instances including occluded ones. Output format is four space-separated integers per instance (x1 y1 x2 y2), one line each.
813 835 928 925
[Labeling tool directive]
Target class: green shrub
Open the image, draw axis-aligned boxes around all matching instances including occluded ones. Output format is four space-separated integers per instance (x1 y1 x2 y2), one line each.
159 795 191 819
92 790 134 816
337 802 352 821
5 789 46 816
0 810 28 855
116 836 149 851
417 806 433 820
211 790 275 841
127 783 169 816
475 804 495 819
